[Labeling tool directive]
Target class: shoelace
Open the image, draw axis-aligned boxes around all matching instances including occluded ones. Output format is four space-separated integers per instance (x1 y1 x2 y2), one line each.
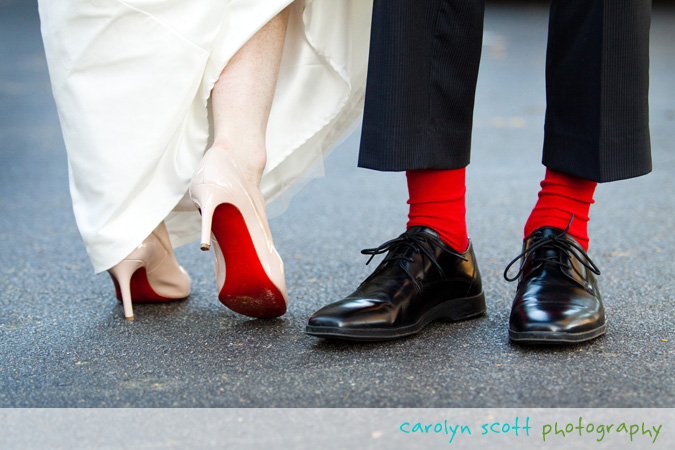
503 220 600 283
361 231 467 281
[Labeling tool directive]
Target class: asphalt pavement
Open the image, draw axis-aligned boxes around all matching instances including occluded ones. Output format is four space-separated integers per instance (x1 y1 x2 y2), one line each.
1 0 673 408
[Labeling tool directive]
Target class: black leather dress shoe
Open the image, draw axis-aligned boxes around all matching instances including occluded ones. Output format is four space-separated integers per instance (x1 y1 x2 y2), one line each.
505 226 606 345
306 226 486 341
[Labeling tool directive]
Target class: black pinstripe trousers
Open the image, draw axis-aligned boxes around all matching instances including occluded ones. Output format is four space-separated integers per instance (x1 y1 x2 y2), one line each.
358 0 652 183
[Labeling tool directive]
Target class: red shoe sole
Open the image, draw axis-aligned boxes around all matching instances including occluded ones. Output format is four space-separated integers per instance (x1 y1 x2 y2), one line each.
211 203 286 319
110 267 186 303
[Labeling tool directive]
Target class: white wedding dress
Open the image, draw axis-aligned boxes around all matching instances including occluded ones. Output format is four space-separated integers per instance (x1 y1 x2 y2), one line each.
38 0 372 273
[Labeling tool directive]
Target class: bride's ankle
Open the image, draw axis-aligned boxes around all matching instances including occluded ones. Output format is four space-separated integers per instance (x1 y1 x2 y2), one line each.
209 140 267 185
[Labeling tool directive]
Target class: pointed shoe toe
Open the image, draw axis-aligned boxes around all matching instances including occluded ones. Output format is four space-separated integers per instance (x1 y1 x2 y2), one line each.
307 298 397 339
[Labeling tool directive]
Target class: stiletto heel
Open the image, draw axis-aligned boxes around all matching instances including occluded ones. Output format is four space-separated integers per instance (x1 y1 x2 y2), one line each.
191 183 217 251
108 260 144 321
107 222 191 321
190 147 288 318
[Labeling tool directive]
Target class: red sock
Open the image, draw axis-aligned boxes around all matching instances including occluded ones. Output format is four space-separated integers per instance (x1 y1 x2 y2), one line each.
524 169 597 250
406 168 469 253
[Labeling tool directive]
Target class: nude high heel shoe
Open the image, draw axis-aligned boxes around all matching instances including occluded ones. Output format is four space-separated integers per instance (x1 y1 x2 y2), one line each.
189 147 288 318
107 222 191 321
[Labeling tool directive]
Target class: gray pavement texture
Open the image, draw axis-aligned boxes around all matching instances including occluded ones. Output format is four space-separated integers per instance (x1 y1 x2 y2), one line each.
0 0 673 409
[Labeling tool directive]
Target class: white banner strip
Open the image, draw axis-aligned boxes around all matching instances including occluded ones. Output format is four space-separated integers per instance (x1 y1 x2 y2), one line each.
0 408 672 449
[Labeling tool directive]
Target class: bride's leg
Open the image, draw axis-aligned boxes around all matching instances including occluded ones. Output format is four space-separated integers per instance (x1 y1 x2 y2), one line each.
210 6 291 184
190 7 292 318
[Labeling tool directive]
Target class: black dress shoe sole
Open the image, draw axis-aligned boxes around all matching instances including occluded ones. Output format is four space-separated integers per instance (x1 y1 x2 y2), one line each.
508 324 606 345
305 293 486 342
